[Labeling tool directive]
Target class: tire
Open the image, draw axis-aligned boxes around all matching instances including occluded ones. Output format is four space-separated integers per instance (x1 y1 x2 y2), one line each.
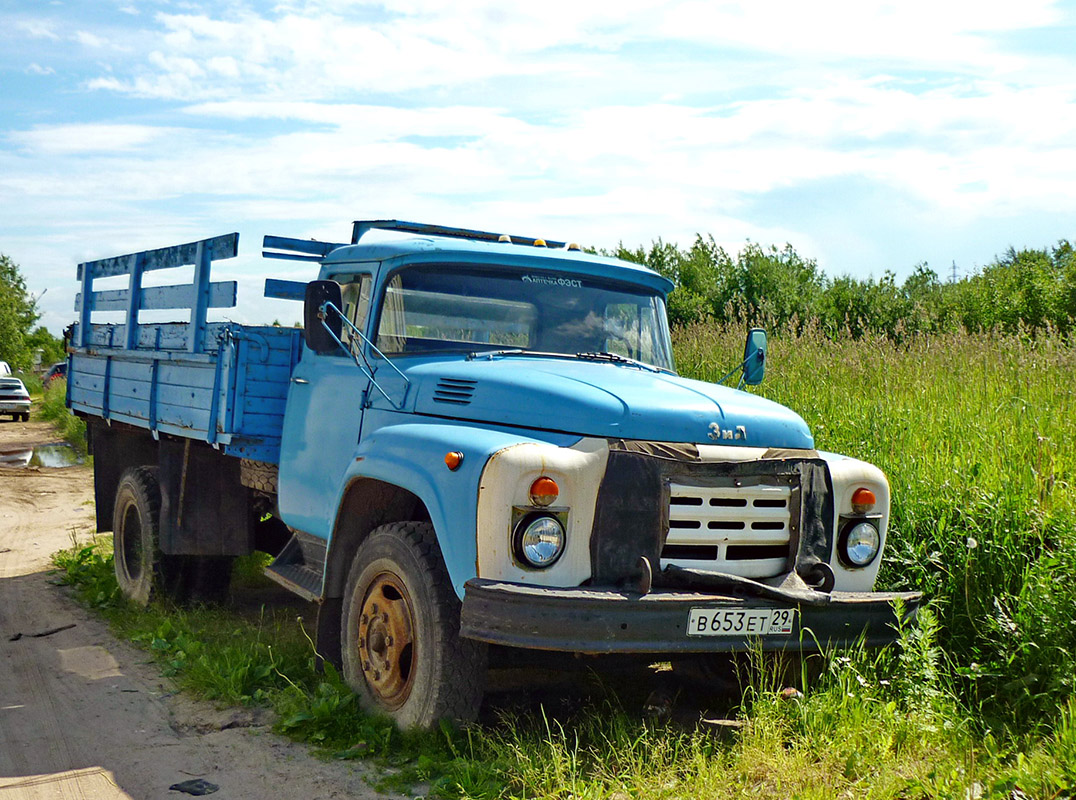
112 466 199 605
341 521 487 729
240 459 278 494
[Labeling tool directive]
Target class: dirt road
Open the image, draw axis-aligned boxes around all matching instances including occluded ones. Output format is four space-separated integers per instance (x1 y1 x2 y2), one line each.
0 419 383 800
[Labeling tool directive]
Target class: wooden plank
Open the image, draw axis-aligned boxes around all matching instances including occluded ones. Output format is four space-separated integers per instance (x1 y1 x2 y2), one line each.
105 376 215 410
77 233 238 280
189 241 210 353
241 377 292 399
264 278 307 301
234 411 285 438
75 281 237 312
124 252 146 350
241 395 287 417
72 322 228 354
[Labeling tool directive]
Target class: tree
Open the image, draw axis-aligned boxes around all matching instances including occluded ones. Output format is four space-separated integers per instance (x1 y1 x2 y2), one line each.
0 254 41 370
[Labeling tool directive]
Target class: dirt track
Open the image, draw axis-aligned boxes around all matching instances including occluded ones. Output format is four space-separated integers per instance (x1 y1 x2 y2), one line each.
0 418 383 800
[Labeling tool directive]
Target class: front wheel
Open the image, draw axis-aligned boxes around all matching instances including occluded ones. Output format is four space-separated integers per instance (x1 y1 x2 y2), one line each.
341 521 486 729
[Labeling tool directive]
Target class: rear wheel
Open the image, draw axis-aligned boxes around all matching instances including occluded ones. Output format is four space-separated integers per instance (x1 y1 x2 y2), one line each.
113 467 176 605
112 467 232 605
341 521 486 729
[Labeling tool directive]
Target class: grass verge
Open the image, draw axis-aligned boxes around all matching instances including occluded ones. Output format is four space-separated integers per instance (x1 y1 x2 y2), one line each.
36 378 87 454
52 540 1076 798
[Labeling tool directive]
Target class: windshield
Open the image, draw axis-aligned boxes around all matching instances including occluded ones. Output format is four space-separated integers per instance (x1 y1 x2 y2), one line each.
375 265 674 371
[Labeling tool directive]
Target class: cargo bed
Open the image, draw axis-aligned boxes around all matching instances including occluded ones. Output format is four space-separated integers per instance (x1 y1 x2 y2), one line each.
66 233 301 464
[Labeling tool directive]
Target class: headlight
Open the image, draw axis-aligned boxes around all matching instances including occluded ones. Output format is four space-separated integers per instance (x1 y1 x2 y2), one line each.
513 514 566 568
839 521 880 567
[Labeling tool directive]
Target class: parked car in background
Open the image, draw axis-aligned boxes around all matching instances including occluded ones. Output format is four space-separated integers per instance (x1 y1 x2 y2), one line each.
43 361 67 386
0 377 31 421
0 361 11 377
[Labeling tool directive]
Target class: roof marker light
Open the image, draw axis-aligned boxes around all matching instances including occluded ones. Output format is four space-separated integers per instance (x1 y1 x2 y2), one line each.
567 242 581 251
533 238 547 247
498 234 512 242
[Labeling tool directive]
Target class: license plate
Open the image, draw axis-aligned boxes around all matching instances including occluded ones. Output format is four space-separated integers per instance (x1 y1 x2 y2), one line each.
687 607 795 637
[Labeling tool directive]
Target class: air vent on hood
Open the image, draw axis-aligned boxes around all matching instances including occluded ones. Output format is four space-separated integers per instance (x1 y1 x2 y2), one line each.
433 378 477 405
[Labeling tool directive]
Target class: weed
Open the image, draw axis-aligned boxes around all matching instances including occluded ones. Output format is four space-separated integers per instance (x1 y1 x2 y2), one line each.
37 378 87 454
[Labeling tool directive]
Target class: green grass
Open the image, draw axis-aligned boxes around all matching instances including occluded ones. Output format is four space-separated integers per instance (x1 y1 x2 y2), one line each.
676 323 1076 729
49 327 1076 797
46 540 1076 797
36 378 87 454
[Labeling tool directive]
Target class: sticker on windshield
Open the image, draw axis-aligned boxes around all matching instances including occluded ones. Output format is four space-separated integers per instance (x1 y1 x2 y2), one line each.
522 275 583 288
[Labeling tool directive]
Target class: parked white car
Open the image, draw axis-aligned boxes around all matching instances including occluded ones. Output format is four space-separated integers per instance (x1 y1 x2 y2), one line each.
0 377 31 421
0 361 11 376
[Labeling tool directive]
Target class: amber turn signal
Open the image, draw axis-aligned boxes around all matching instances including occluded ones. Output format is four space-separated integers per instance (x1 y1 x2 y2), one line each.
529 476 559 506
444 451 464 471
851 487 876 514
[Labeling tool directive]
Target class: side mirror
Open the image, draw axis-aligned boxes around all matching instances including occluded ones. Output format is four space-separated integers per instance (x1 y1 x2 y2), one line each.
304 280 343 354
742 327 766 386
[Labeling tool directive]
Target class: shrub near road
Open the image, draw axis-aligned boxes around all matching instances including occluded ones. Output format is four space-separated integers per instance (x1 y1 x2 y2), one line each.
676 323 1076 729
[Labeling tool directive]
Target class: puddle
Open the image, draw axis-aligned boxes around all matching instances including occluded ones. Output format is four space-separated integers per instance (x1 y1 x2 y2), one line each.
0 443 84 468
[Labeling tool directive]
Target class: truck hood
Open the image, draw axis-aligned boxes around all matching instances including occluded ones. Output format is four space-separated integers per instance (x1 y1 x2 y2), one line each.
405 357 814 449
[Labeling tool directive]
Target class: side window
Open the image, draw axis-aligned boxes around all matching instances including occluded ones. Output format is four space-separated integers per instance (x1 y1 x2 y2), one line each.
340 275 372 352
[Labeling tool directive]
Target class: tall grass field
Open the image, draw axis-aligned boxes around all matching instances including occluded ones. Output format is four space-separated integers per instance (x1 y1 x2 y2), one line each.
52 327 1076 798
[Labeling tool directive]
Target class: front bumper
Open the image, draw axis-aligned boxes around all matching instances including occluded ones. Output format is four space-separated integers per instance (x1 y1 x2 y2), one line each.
461 578 920 654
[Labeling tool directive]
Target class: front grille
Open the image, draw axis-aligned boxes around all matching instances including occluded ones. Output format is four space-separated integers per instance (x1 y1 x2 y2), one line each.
661 481 793 578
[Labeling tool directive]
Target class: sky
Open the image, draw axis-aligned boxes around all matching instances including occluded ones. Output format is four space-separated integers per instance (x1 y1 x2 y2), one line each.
2 0 1075 334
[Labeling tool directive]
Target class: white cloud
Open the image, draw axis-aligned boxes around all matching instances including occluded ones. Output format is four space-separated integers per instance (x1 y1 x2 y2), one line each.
7 123 186 155
16 19 59 40
74 30 108 48
26 63 55 75
5 0 1076 332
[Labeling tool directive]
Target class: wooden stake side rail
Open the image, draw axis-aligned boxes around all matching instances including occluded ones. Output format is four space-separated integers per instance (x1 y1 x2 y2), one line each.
68 233 303 464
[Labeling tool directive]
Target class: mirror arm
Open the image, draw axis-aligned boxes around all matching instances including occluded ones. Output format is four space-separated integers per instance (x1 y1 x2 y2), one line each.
717 350 757 386
318 301 411 409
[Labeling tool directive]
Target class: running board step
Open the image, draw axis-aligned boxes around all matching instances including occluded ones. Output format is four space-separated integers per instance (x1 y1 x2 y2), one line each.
265 531 326 601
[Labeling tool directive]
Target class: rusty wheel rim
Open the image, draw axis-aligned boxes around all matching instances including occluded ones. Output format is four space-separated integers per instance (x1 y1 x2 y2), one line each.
356 572 416 709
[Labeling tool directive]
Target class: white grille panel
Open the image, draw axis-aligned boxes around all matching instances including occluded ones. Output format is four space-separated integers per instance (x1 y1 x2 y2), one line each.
662 482 792 578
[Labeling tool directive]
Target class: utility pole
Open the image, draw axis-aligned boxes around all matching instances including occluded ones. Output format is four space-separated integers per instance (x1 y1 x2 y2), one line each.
950 260 959 283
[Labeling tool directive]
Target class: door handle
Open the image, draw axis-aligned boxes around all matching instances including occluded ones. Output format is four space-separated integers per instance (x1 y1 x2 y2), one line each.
291 377 309 384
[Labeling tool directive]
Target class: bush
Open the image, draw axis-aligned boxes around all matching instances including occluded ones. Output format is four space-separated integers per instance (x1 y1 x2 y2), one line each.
37 379 86 453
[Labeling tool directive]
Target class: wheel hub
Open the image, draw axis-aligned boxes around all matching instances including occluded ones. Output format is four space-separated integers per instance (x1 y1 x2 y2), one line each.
357 573 415 709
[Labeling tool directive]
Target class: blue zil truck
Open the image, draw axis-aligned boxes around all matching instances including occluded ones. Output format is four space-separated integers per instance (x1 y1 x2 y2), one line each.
67 220 919 728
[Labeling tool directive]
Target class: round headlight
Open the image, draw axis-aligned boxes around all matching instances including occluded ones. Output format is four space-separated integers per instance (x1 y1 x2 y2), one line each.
514 514 566 568
840 521 880 567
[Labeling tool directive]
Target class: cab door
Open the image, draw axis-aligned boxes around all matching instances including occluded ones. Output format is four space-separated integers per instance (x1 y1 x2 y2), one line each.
278 274 374 539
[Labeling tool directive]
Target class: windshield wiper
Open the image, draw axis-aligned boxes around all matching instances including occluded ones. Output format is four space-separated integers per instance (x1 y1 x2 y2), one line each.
469 349 665 373
575 351 662 372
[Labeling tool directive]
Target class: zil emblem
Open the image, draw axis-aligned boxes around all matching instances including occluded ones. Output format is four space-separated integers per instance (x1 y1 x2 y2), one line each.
708 423 747 441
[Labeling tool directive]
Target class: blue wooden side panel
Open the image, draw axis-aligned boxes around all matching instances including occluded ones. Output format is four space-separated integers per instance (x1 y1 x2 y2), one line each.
68 323 301 463
217 325 302 463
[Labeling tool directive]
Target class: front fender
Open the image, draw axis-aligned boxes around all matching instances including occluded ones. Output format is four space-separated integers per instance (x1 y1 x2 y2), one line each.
338 417 576 597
